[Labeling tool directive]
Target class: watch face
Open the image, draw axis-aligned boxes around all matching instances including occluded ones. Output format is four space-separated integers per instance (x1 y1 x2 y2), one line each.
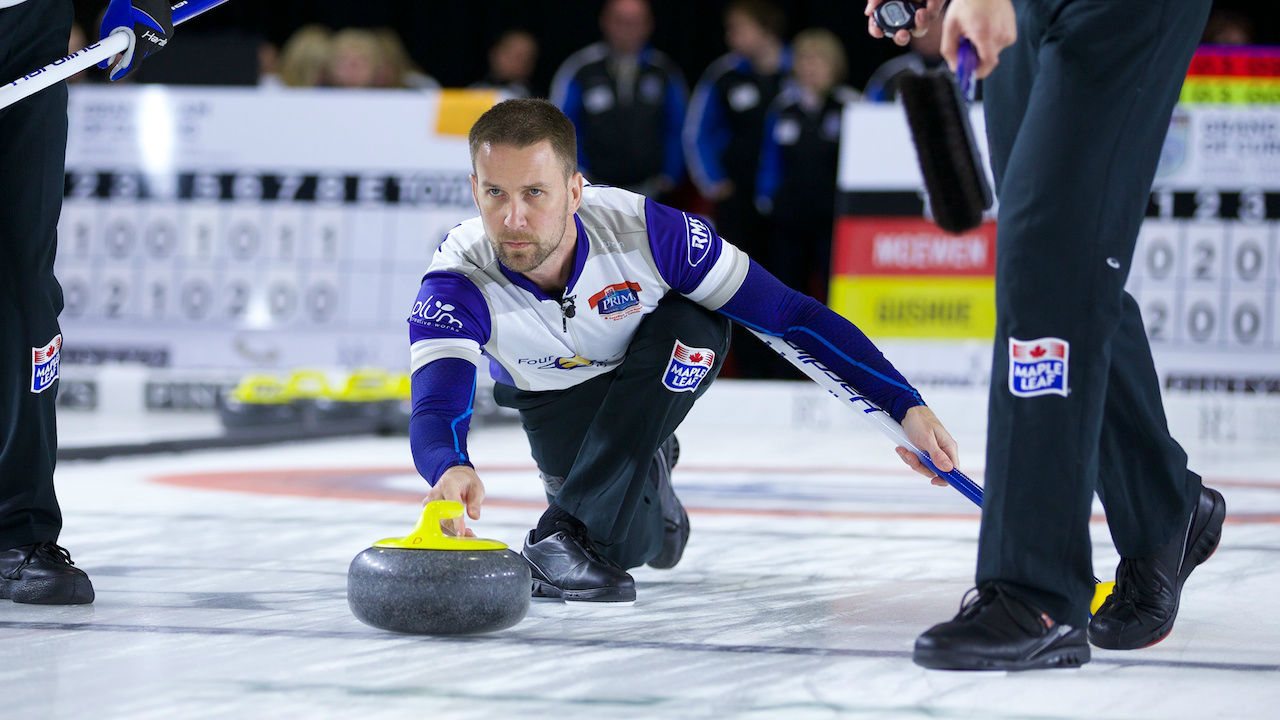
881 3 911 27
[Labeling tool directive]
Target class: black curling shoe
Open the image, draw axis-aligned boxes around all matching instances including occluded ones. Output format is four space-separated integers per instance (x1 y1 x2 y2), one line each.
0 542 95 605
1089 485 1226 650
523 521 635 602
647 434 689 570
914 583 1090 671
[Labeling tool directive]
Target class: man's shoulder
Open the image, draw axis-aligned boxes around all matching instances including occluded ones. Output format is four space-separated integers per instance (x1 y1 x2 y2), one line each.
556 43 611 81
696 53 749 89
579 185 647 222
428 217 494 276
578 185 652 251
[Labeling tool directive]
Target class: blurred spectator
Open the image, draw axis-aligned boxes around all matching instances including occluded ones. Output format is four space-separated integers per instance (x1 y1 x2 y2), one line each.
685 0 789 378
326 28 439 89
863 29 944 102
375 28 439 90
258 41 281 87
756 28 859 304
278 24 333 88
684 0 789 257
472 29 538 98
329 28 385 88
551 0 686 198
1202 9 1254 44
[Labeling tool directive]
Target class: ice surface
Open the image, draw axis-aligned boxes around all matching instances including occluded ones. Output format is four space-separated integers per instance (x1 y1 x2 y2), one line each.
5 382 1278 718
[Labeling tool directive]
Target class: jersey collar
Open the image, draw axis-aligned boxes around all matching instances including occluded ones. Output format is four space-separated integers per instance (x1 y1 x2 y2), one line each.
497 214 590 301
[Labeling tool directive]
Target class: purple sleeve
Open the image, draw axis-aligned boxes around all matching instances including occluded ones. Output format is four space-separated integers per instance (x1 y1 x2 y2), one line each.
717 260 926 422
409 357 477 486
408 272 491 346
644 198 725 294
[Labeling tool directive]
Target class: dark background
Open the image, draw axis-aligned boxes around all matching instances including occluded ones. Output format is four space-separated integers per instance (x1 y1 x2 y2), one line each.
71 0 1277 94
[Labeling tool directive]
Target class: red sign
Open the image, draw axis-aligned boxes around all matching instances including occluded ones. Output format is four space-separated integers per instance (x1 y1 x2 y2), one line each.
834 216 997 276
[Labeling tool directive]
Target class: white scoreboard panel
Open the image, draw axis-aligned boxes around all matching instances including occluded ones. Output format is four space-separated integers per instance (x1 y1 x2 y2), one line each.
1128 107 1280 390
56 86 484 370
836 104 1280 391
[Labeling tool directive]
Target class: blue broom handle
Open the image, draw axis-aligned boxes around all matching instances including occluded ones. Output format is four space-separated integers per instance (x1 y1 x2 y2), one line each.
956 38 978 100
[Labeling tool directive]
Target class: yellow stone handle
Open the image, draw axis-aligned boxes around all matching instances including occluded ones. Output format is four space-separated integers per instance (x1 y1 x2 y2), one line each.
372 500 508 551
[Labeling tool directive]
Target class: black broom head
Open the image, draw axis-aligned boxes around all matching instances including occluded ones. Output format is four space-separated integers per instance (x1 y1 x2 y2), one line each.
899 70 993 234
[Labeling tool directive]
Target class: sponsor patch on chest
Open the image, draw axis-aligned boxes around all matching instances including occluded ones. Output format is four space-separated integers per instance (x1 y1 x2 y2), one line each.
662 340 715 393
1008 337 1069 398
588 281 643 320
31 334 62 394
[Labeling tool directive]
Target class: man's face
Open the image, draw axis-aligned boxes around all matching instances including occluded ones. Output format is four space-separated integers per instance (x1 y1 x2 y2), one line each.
492 33 536 82
794 48 836 93
725 11 769 58
471 140 582 275
602 0 653 55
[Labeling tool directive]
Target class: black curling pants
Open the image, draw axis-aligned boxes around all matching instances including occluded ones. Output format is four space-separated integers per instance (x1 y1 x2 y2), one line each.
0 0 73 552
976 0 1212 626
495 294 731 570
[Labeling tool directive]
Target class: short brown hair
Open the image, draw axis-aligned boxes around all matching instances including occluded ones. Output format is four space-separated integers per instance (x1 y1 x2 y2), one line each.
468 98 578 178
726 0 785 38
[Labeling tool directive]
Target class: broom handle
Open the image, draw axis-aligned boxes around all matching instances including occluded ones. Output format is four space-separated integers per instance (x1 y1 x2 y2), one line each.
0 0 232 111
956 38 978 100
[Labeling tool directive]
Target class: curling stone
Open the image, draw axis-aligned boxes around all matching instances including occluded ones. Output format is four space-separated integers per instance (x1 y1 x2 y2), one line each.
314 368 393 432
219 374 300 429
348 501 531 635
1090 580 1116 615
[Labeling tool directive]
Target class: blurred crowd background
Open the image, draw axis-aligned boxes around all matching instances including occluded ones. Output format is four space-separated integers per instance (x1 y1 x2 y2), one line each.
61 0 1274 377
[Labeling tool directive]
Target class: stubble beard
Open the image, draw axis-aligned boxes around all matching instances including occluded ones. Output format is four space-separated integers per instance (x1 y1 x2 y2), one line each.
492 204 569 274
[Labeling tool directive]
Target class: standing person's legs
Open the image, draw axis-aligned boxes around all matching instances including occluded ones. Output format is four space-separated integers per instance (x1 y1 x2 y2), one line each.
915 0 1212 669
976 0 1213 629
0 0 92 605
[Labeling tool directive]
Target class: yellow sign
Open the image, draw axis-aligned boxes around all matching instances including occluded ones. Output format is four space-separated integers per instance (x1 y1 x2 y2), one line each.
830 275 995 339
1180 78 1280 105
435 88 501 136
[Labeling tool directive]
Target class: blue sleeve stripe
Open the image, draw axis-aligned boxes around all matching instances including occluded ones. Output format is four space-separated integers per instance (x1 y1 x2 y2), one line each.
450 379 476 464
716 310 923 405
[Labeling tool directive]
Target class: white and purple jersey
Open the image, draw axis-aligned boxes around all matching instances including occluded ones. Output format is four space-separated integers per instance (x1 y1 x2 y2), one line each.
405 185 924 486
409 185 750 391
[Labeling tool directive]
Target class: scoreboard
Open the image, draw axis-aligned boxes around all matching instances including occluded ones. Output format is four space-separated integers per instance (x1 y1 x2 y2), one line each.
55 87 494 371
834 100 1280 390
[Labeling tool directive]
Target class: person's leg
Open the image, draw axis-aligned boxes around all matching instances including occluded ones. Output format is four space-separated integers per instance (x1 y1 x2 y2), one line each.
1095 293 1199 556
553 294 730 569
1089 291 1225 649
0 0 92 605
976 0 1213 629
916 0 1212 669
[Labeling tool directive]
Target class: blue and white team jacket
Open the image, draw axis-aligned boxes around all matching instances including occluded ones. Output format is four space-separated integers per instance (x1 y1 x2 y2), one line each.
409 185 749 391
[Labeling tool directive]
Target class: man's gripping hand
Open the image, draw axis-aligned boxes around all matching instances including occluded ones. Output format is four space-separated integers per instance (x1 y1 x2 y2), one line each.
940 0 1017 79
896 405 959 488
426 466 486 537
865 0 942 46
98 0 174 81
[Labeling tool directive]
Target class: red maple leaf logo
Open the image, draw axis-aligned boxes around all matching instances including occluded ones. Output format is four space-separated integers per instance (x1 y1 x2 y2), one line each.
689 352 703 363
1030 346 1046 358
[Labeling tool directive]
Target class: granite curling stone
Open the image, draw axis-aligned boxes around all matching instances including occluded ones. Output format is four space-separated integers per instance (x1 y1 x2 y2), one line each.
348 500 531 635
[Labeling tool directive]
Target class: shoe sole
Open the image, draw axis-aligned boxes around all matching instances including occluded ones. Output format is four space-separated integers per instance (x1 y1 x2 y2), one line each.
1090 487 1226 650
531 575 636 602
0 575 95 605
913 643 1091 671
